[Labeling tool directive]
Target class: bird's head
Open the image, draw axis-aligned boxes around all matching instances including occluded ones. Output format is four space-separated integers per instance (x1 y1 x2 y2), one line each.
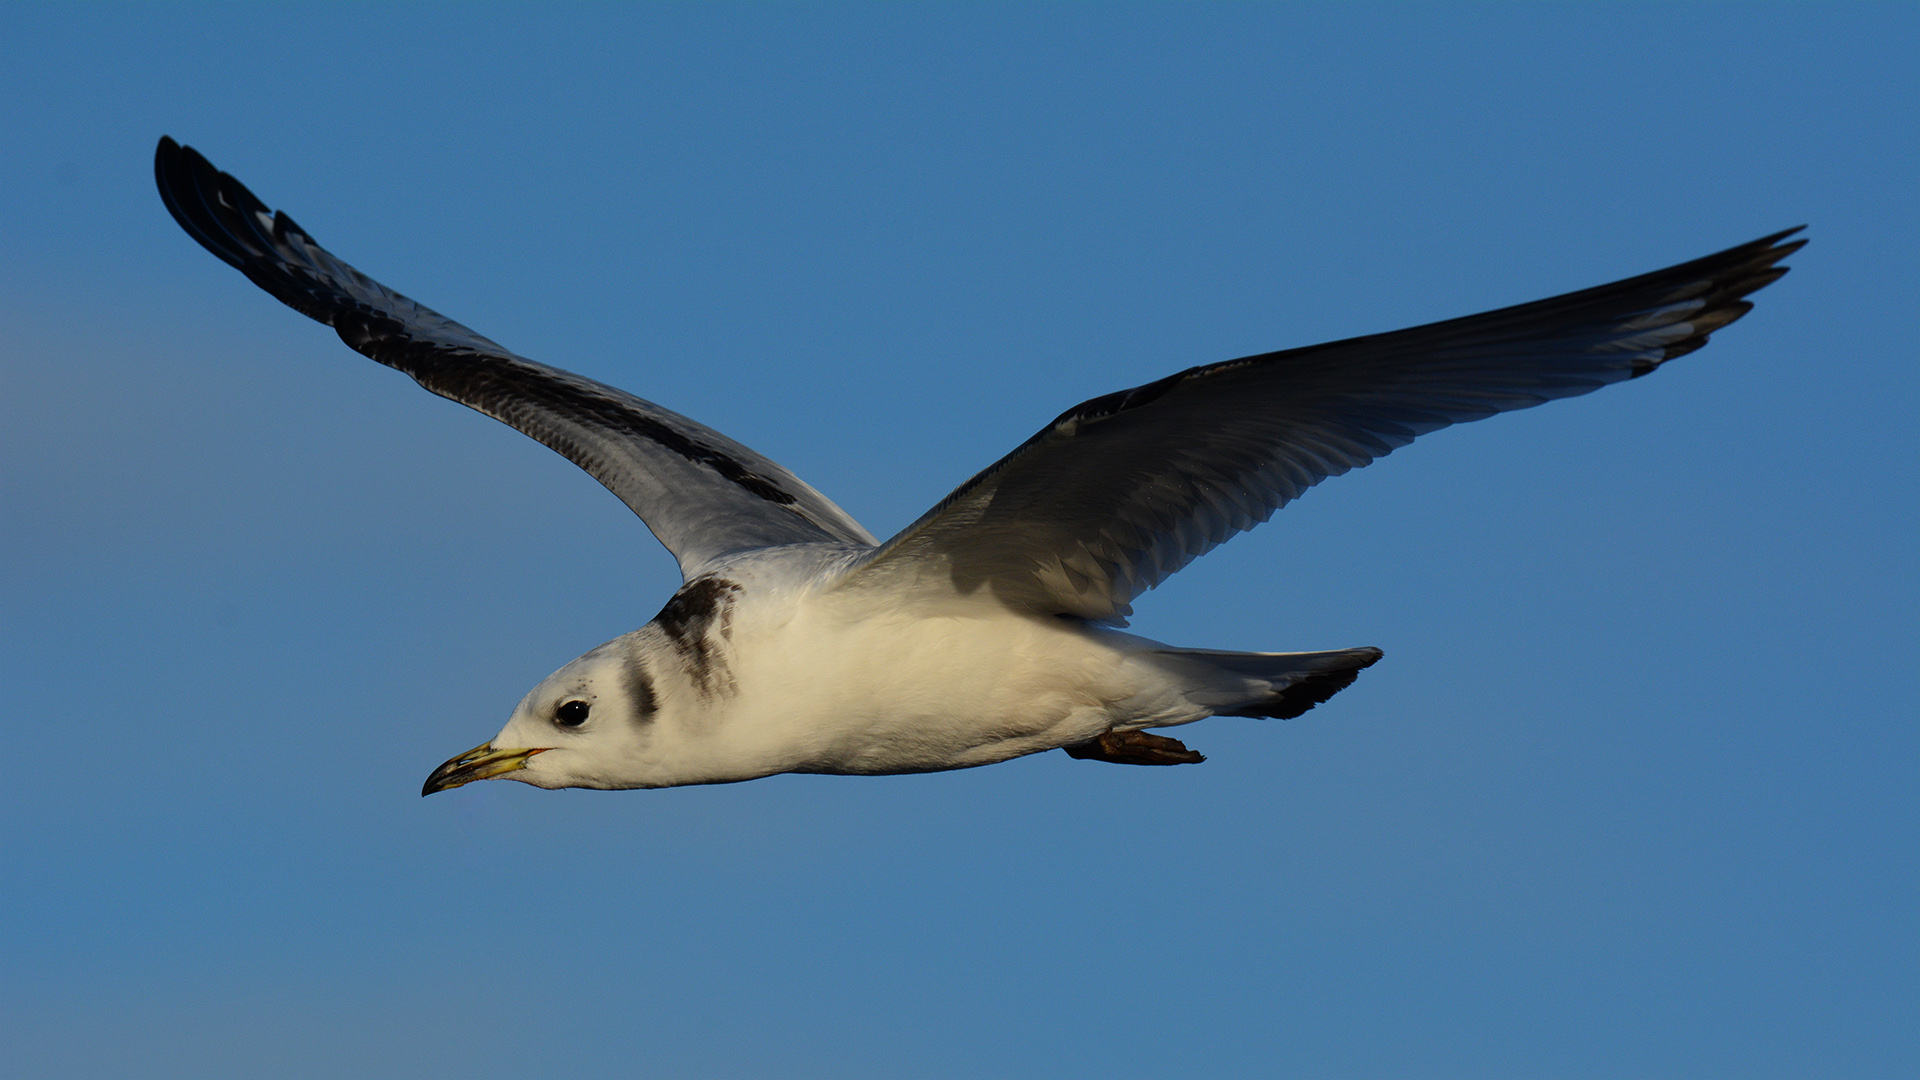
421 633 673 794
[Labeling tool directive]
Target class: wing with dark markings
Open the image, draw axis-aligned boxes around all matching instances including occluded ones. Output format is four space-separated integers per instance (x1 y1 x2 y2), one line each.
842 229 1803 622
155 137 876 576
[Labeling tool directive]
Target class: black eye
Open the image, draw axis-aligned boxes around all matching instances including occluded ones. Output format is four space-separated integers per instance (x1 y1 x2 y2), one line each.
555 700 591 727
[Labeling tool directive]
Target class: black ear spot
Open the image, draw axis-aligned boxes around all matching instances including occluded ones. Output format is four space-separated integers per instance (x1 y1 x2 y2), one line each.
555 700 591 727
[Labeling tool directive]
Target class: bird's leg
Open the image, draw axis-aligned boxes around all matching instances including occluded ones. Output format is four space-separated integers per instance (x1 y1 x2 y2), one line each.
1062 730 1206 766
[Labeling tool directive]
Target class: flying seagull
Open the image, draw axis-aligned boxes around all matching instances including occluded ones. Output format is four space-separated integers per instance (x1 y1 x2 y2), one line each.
153 137 1802 794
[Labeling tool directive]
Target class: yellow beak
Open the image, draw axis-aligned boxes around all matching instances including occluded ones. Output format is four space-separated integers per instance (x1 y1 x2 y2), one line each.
421 742 551 796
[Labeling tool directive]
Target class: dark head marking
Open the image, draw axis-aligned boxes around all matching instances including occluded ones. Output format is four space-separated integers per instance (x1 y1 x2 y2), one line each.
622 650 657 723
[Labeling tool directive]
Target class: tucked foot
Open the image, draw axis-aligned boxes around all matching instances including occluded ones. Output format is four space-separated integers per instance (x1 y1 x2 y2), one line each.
1063 730 1206 766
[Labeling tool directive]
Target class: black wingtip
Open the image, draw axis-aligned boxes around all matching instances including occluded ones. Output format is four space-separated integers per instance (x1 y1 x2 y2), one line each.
153 136 358 331
1617 225 1807 378
154 135 254 273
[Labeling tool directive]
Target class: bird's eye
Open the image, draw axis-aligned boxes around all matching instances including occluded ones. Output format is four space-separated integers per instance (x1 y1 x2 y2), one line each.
555 700 591 727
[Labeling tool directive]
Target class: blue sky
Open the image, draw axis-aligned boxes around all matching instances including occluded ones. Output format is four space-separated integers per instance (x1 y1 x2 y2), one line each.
2 4 1914 1077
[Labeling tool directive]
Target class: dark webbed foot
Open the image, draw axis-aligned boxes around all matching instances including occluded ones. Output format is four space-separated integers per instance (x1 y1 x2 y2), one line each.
1063 730 1206 766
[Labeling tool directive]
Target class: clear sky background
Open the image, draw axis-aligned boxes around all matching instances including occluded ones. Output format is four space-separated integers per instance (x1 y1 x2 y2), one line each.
3 5 1914 1078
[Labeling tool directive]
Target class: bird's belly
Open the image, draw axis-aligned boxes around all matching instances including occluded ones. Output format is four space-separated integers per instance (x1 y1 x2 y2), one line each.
726 605 1176 775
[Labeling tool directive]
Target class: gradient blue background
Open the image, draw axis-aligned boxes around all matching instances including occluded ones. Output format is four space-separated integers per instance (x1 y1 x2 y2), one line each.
3 5 1914 1077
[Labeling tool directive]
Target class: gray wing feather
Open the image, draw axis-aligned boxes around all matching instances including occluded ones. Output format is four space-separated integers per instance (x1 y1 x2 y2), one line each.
155 138 875 576
844 229 1803 621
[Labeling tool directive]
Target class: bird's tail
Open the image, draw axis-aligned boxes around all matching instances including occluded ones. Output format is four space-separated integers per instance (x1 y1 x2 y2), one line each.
1156 645 1383 719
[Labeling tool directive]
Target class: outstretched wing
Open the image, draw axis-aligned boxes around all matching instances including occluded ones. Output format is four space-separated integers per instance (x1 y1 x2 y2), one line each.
842 229 1803 622
155 137 876 577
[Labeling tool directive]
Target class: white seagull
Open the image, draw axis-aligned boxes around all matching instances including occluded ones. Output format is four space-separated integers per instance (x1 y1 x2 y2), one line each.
154 137 1802 795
